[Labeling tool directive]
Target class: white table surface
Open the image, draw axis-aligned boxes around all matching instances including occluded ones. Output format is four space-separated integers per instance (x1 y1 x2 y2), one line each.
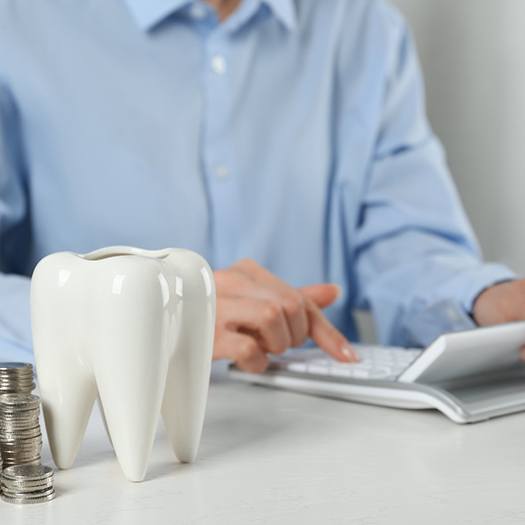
2 373 525 525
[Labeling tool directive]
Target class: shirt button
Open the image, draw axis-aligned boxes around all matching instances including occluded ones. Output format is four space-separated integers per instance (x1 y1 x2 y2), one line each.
215 165 230 178
211 55 227 75
189 3 206 19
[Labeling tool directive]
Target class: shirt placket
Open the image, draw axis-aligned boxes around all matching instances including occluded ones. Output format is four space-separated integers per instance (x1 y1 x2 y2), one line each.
202 29 240 270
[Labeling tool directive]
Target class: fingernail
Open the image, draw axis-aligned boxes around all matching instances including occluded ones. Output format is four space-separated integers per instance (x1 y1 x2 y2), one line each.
341 345 358 362
334 285 343 299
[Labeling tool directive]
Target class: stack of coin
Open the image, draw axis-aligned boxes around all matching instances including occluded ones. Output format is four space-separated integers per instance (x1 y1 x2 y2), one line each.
0 394 42 468
1 464 55 504
0 363 35 394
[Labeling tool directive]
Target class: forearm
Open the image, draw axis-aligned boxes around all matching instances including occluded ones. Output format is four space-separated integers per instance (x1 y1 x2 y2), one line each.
355 229 516 347
0 77 33 361
0 273 33 360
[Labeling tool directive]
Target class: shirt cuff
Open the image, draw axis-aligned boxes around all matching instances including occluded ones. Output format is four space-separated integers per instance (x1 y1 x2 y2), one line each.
458 263 518 314
403 263 518 347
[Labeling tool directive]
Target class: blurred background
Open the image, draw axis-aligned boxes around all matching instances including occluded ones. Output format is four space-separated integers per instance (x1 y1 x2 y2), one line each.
358 0 525 342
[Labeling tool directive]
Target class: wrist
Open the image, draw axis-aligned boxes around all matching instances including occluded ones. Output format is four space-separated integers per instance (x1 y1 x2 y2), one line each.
472 279 523 326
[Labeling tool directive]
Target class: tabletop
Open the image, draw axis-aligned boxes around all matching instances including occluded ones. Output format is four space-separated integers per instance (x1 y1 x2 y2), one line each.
1 371 525 525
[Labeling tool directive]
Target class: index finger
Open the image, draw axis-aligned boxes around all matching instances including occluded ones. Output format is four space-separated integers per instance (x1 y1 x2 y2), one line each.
304 298 359 362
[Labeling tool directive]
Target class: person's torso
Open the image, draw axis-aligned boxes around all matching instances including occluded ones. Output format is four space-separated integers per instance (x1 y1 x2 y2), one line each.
0 0 397 339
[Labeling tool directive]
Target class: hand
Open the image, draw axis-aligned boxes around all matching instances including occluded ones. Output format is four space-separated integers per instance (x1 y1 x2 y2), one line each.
213 259 358 373
472 279 525 359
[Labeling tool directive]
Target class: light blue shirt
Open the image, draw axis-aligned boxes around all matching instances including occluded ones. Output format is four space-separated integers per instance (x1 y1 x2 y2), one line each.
0 0 515 362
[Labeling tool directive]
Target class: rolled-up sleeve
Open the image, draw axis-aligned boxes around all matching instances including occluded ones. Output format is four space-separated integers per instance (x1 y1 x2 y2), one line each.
0 80 33 362
353 9 516 347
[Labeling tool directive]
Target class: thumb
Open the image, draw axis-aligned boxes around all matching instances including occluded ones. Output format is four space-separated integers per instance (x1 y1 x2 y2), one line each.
299 284 341 309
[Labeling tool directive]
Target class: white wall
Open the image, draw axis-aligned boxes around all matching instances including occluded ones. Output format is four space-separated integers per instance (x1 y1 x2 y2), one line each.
391 0 525 273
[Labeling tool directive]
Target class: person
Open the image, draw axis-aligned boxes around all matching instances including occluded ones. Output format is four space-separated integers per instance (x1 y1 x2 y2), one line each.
0 0 523 373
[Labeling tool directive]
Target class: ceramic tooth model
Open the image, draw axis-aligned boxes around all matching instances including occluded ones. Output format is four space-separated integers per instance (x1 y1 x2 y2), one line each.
30 246 216 482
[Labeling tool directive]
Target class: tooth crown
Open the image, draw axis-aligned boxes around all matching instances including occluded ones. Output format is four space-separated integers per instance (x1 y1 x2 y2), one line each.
31 246 216 482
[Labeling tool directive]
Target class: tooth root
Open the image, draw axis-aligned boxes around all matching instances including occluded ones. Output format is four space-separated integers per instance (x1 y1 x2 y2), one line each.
93 280 169 482
38 363 96 469
32 255 97 470
97 396 114 451
162 255 215 463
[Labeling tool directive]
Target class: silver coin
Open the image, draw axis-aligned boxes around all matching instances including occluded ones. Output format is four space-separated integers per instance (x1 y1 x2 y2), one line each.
1 439 42 445
0 422 40 427
0 406 39 412
1 441 43 448
0 393 40 405
2 464 54 481
1 483 53 494
1 447 41 452
0 413 40 420
2 485 55 497
0 435 42 441
0 424 40 430
1 432 42 441
1 490 56 505
2 475 52 484
0 428 42 435
1 450 41 456
0 410 40 426
0 421 40 427
0 432 38 437
0 444 40 450
0 428 40 435
0 414 40 421
1 458 42 465
1 452 41 459
2 478 53 489
2 482 54 493
2 442 32 446
0 404 39 409
1 454 42 462
0 406 39 413
4 454 42 462
0 425 42 432
1 430 42 435
1 439 43 448
0 385 34 390
1 457 41 462
1 461 42 467
1 452 42 457
1 446 42 452
2 448 42 453
1 489 54 498
0 384 34 389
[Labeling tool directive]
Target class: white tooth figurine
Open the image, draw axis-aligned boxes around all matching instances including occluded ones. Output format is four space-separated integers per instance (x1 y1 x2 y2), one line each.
30 246 216 482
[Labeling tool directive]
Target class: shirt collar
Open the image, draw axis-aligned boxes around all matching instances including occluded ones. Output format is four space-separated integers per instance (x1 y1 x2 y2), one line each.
263 0 297 31
124 0 297 32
